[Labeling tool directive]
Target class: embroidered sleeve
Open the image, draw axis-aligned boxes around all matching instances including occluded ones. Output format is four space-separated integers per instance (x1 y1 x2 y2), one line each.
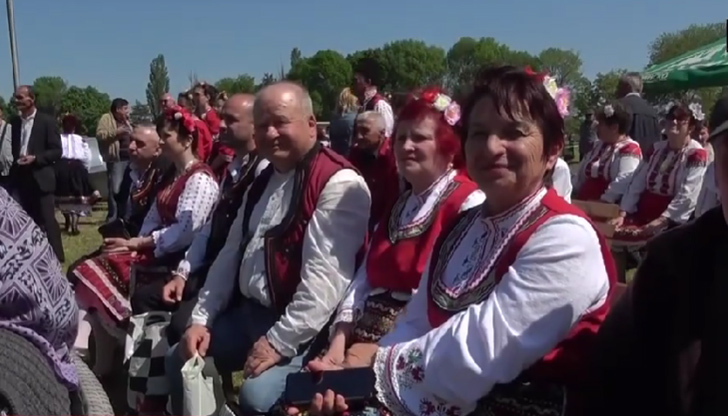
551 158 573 202
151 172 219 257
333 249 373 327
459 190 485 212
373 215 610 414
266 169 371 357
695 162 720 218
175 220 213 279
601 143 642 204
619 155 651 214
374 100 395 138
662 148 707 224
190 191 248 327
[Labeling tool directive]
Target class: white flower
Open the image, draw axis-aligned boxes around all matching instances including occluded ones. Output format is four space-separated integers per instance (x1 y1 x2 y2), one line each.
689 102 705 121
432 94 452 112
604 104 615 118
174 112 183 120
542 76 558 98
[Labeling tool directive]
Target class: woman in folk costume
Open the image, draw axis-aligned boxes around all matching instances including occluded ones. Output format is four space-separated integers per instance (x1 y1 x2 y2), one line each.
287 66 616 416
72 106 219 376
318 88 484 365
612 102 708 241
54 114 101 234
573 100 642 203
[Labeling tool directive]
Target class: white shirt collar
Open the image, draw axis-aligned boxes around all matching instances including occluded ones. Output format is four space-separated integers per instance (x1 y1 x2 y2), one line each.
22 109 37 121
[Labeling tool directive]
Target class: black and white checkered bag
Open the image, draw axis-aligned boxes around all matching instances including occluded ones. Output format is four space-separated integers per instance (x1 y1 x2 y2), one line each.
125 311 172 414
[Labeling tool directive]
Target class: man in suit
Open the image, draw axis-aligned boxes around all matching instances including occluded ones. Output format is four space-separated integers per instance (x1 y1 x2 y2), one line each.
10 85 64 261
616 72 662 151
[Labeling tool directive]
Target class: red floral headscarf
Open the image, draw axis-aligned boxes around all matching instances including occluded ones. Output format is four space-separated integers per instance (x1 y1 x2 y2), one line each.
163 105 197 134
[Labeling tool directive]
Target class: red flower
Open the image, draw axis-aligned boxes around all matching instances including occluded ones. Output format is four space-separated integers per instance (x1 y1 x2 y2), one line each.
421 90 438 104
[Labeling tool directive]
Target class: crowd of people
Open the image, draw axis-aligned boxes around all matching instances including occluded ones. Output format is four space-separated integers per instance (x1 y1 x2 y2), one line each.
1 55 728 416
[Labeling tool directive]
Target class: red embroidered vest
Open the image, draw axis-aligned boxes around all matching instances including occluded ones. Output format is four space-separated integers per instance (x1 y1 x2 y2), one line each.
366 173 478 292
241 145 362 314
155 162 214 224
426 189 617 386
362 93 386 112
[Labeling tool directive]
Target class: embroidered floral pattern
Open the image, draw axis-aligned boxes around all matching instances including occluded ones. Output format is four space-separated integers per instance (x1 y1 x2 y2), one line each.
375 344 463 416
429 191 547 312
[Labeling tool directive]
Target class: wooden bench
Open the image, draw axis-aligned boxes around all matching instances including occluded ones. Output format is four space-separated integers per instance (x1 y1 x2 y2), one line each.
572 200 640 283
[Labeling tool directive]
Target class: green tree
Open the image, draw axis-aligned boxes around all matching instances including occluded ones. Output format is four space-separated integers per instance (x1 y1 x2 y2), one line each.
537 48 584 88
146 54 170 118
287 50 352 120
645 22 727 115
215 75 256 95
0 96 14 118
380 40 447 91
32 76 67 116
347 48 387 88
130 100 153 125
445 37 539 97
255 73 277 92
59 85 111 137
290 47 302 68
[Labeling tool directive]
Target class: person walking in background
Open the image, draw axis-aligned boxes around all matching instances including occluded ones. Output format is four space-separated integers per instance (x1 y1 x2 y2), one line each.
9 85 64 262
0 106 12 190
616 72 661 151
96 98 133 222
329 87 359 156
55 114 100 235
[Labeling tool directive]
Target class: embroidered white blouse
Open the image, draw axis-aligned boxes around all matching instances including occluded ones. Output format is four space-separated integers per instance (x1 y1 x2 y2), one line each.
334 170 485 326
695 161 720 218
138 164 220 258
371 188 610 416
574 139 642 203
620 139 707 224
551 158 573 202
174 155 269 279
191 168 371 358
61 134 91 166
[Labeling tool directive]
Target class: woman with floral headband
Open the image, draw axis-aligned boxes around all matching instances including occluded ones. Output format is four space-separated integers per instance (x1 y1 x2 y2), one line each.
611 102 708 241
317 87 484 368
72 106 219 377
193 82 234 179
573 100 642 204
285 66 616 416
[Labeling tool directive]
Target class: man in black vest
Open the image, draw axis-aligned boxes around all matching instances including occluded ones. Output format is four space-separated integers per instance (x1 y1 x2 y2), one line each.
616 72 661 151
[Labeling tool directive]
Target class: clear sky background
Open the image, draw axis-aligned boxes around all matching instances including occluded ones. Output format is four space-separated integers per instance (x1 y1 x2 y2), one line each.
0 0 725 102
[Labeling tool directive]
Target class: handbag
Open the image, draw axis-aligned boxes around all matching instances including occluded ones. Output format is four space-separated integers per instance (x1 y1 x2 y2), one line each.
125 311 172 413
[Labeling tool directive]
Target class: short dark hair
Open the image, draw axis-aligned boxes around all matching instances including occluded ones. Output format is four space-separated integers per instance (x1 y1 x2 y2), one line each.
460 65 565 158
110 98 129 113
353 57 382 87
595 100 632 135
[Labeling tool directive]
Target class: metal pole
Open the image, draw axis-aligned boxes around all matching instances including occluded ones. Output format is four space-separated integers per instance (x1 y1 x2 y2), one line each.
6 0 20 90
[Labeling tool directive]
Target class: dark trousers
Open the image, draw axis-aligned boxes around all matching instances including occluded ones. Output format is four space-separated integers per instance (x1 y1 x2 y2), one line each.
17 186 64 262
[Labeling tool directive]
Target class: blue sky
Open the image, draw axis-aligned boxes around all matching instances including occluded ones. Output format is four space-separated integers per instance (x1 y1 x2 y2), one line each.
0 0 725 102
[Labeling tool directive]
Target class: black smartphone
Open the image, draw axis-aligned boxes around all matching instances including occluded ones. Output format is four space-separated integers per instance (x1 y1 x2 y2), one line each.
98 219 131 239
283 367 376 408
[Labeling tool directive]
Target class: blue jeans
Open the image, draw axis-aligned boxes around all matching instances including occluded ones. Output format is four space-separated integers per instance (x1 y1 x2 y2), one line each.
165 299 315 415
105 160 128 221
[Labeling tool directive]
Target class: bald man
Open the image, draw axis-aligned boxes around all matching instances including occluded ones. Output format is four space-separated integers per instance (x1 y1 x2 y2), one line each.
155 93 269 345
160 93 175 110
165 82 371 414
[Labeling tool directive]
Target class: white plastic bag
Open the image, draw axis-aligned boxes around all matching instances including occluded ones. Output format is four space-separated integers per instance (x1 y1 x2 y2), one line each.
181 354 217 416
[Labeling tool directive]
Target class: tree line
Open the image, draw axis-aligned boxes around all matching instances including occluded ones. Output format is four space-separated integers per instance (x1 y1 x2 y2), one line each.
0 21 724 138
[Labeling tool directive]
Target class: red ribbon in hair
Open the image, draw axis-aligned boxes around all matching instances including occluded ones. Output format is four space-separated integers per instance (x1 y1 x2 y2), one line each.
164 105 197 133
524 66 547 82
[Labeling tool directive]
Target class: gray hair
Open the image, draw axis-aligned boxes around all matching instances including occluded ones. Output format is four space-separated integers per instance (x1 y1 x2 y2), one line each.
356 111 386 133
619 72 643 94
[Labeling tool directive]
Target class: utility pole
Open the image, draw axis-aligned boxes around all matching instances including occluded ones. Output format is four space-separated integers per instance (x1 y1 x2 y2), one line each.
6 0 20 90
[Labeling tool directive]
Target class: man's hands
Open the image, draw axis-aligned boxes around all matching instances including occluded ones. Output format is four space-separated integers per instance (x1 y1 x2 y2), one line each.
17 155 35 165
102 236 146 253
180 324 211 360
243 336 283 378
163 275 186 304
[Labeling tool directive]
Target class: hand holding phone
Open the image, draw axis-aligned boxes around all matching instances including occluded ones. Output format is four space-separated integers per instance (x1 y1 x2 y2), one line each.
283 367 376 409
